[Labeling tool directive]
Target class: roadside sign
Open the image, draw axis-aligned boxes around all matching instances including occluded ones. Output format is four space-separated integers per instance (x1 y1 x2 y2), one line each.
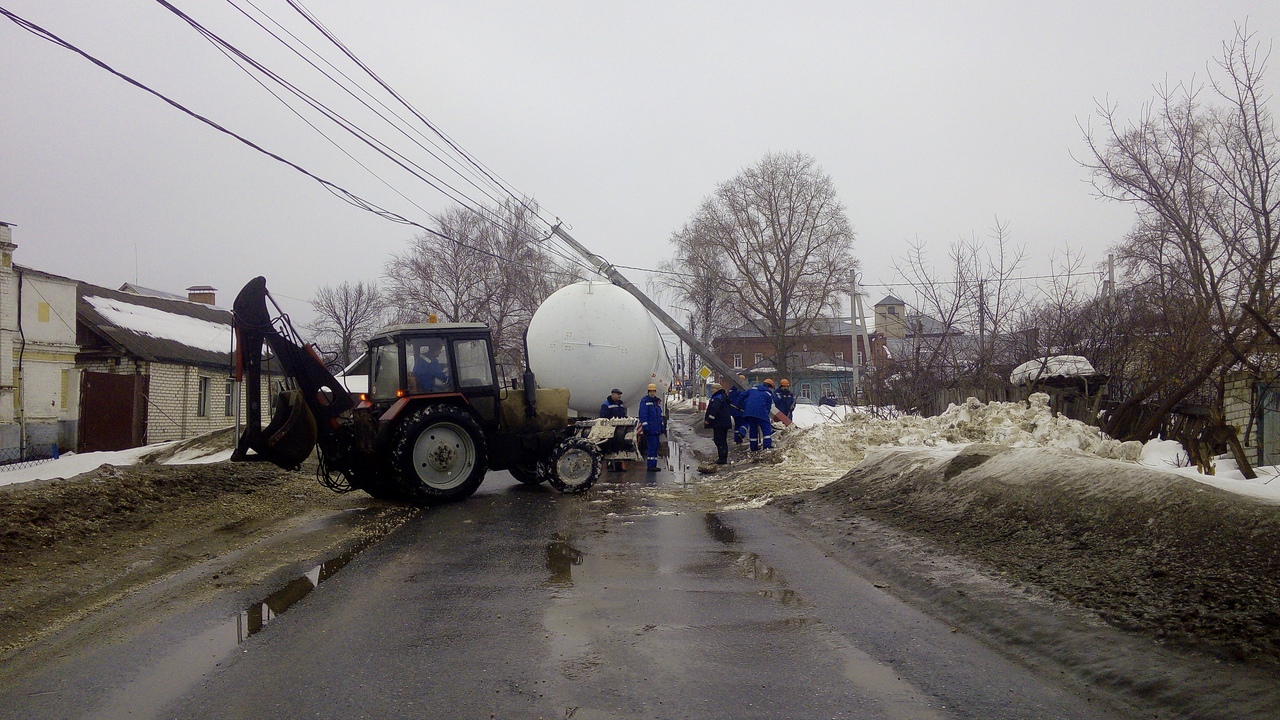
698 366 711 379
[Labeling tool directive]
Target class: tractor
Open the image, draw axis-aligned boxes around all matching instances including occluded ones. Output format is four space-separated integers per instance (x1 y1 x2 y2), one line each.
230 276 612 503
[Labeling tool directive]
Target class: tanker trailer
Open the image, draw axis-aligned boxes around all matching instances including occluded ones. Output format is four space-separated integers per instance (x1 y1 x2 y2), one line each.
526 281 674 469
526 281 673 415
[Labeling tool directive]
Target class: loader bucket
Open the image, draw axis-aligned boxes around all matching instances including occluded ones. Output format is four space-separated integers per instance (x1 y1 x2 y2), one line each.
256 388 318 469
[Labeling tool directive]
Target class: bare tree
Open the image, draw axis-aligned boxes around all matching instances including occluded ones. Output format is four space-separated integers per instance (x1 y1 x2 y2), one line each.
870 220 1030 412
652 245 738 382
382 198 579 368
1080 26 1280 440
669 151 857 377
308 280 385 369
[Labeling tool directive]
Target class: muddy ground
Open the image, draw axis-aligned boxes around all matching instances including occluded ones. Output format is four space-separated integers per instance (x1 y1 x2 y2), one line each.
3 415 1280 718
0 431 418 662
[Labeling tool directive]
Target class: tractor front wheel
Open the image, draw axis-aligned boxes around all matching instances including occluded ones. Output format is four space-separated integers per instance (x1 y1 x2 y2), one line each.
546 438 601 494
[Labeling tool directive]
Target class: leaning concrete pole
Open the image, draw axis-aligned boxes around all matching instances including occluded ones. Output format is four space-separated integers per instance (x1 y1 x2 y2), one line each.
850 270 869 403
551 224 746 391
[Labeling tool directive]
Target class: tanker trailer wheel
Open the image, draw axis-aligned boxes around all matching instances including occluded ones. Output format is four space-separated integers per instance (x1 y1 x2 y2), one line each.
390 404 488 504
546 437 601 494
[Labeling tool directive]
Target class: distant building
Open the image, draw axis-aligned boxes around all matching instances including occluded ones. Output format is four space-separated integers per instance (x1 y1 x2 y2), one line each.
75 282 250 451
0 221 82 460
713 316 876 400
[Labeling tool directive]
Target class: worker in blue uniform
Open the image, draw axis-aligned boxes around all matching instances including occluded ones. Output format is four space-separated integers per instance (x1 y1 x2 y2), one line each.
741 378 777 451
599 388 627 418
410 339 450 392
638 383 664 471
703 382 734 464
774 378 797 420
599 388 628 472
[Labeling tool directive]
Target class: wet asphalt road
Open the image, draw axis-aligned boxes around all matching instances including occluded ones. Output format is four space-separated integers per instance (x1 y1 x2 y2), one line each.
126 466 1123 720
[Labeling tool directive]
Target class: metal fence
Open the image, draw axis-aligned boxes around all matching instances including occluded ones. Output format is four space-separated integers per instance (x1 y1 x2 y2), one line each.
0 443 60 471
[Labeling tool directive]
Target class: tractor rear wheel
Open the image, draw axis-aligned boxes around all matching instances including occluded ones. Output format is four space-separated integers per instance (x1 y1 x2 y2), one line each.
390 404 488 504
546 437 601 494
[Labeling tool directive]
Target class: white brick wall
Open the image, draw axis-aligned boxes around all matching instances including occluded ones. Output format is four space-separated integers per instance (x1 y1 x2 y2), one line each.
146 363 240 442
1225 371 1279 449
82 359 272 444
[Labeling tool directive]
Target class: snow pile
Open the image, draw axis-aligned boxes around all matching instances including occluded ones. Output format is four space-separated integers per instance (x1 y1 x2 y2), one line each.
1009 355 1096 385
0 438 232 488
84 295 231 354
689 393 1142 510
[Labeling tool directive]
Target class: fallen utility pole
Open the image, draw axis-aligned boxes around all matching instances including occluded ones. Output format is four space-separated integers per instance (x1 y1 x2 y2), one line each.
551 224 746 391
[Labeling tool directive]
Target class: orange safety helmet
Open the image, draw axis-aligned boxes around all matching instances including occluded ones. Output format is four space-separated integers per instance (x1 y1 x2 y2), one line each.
780 378 790 387
647 383 658 391
763 378 775 387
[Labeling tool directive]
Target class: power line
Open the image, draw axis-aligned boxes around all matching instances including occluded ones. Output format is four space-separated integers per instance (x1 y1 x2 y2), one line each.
0 6 585 281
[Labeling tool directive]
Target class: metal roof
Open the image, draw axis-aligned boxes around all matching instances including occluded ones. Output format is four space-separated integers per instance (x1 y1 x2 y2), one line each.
77 281 234 370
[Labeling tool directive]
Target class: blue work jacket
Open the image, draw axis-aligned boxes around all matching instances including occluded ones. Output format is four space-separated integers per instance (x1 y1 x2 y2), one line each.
599 397 627 418
703 390 735 430
638 393 664 434
742 384 776 420
774 389 797 418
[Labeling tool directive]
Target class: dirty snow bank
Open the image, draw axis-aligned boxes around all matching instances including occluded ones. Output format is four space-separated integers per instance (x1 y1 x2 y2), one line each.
758 394 1138 501
681 393 1161 510
0 433 233 489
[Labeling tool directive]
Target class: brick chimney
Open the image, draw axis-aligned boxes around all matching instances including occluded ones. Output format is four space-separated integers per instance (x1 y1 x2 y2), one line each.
186 285 217 305
0 221 15 268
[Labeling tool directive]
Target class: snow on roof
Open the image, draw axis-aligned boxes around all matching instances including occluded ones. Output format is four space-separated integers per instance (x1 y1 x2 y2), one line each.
1009 355 1097 385
85 295 231 354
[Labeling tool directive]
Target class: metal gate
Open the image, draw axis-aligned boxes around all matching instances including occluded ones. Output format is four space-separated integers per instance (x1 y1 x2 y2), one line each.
79 371 147 452
1260 383 1280 467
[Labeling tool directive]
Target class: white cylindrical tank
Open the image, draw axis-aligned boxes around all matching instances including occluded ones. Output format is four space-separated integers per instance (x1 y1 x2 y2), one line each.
526 281 673 415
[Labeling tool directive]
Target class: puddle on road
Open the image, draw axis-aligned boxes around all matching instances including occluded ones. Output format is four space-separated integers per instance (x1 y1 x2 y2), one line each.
546 540 585 586
666 439 695 485
703 512 739 544
84 537 376 720
235 544 363 641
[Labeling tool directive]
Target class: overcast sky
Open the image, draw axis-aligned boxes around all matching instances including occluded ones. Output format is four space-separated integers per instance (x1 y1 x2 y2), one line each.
3 1 1279 327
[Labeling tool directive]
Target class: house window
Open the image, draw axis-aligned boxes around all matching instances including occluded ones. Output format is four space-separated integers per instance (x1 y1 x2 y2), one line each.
197 376 211 417
821 382 833 397
224 379 237 416
753 353 763 365
732 354 742 368
835 352 844 361
887 306 897 316
800 383 812 399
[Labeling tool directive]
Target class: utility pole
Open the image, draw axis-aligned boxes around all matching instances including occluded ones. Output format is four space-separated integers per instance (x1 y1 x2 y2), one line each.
1106 253 1116 310
850 270 868 404
550 224 746 390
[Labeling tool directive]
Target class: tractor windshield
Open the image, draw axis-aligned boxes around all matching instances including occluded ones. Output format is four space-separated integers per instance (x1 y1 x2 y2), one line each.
409 337 452 393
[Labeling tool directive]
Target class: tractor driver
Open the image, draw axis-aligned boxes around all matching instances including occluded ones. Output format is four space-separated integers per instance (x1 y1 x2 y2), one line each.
410 338 451 392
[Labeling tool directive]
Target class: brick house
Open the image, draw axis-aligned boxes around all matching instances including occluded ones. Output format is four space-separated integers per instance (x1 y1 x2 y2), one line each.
0 221 81 461
76 282 258 451
1223 351 1280 467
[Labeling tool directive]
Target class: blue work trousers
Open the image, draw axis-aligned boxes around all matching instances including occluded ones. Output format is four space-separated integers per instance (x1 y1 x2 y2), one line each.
743 416 773 451
645 432 661 469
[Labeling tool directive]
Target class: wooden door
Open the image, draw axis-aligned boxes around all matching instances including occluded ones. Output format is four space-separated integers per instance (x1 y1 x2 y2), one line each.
79 371 147 452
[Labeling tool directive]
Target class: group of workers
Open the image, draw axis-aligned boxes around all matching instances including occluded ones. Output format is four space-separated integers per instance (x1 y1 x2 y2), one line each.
597 376 801 472
704 376 795 463
598 384 665 472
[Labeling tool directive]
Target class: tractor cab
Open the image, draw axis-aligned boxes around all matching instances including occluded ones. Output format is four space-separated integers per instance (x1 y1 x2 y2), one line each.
365 323 501 428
